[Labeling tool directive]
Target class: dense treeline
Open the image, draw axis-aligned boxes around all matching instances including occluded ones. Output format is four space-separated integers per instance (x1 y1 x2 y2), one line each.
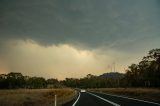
124 49 160 87
63 74 122 88
0 73 60 89
0 49 160 89
63 49 160 88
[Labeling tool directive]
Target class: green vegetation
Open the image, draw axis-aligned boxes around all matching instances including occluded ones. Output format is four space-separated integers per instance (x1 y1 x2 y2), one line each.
124 49 160 87
0 73 60 89
63 74 122 88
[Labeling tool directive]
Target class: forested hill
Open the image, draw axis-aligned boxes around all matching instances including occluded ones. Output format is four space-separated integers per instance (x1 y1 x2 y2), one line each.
99 72 124 78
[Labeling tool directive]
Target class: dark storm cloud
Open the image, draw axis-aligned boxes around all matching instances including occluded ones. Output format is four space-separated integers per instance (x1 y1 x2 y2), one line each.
0 0 160 49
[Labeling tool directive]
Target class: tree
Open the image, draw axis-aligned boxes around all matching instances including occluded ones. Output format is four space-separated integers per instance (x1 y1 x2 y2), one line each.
27 77 46 88
124 49 160 87
7 72 25 88
46 78 60 88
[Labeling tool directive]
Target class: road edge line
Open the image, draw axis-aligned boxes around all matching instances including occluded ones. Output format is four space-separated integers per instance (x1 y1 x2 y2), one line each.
92 91 160 106
87 92 120 106
72 92 81 106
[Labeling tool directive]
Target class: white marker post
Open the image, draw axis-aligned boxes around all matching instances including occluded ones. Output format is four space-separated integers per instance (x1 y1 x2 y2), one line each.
55 95 57 106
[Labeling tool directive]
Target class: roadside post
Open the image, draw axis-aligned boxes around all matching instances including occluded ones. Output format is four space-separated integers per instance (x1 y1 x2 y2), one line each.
55 95 57 106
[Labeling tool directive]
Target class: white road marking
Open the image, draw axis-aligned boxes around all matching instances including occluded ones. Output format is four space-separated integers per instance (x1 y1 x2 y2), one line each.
94 91 160 106
87 92 120 106
72 92 81 106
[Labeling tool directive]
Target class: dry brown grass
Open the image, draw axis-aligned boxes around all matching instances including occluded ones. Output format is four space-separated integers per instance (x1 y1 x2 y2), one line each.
89 88 160 103
0 88 77 106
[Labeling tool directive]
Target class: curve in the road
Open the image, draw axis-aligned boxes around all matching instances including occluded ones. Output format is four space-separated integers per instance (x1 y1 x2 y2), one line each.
72 92 114 106
64 91 160 106
72 92 81 106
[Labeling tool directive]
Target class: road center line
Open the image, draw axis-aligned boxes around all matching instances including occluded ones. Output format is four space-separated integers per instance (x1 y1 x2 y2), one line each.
72 92 81 106
94 92 160 106
87 92 120 106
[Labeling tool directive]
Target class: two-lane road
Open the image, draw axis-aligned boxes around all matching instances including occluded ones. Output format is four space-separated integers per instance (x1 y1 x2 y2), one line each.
64 92 115 106
63 91 160 106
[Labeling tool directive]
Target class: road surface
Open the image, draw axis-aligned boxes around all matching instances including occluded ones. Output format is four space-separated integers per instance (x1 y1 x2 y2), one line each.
63 91 160 106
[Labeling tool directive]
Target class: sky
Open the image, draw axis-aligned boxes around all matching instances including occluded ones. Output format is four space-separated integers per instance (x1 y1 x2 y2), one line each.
0 0 160 79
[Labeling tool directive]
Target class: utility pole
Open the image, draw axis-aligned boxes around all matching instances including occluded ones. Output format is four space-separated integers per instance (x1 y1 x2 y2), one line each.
113 62 116 72
114 62 116 72
111 65 113 72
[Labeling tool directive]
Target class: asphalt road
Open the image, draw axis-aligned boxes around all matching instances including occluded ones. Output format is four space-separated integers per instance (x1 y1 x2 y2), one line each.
63 91 160 106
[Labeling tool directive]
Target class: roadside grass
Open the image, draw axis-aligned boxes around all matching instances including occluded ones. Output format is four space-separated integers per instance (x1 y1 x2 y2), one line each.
89 88 160 103
0 88 77 106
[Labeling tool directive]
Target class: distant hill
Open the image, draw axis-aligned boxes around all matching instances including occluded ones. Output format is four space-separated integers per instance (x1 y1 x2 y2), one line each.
99 72 124 78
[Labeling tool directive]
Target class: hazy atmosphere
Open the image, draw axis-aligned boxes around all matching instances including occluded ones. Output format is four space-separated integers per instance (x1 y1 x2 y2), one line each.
0 0 160 79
